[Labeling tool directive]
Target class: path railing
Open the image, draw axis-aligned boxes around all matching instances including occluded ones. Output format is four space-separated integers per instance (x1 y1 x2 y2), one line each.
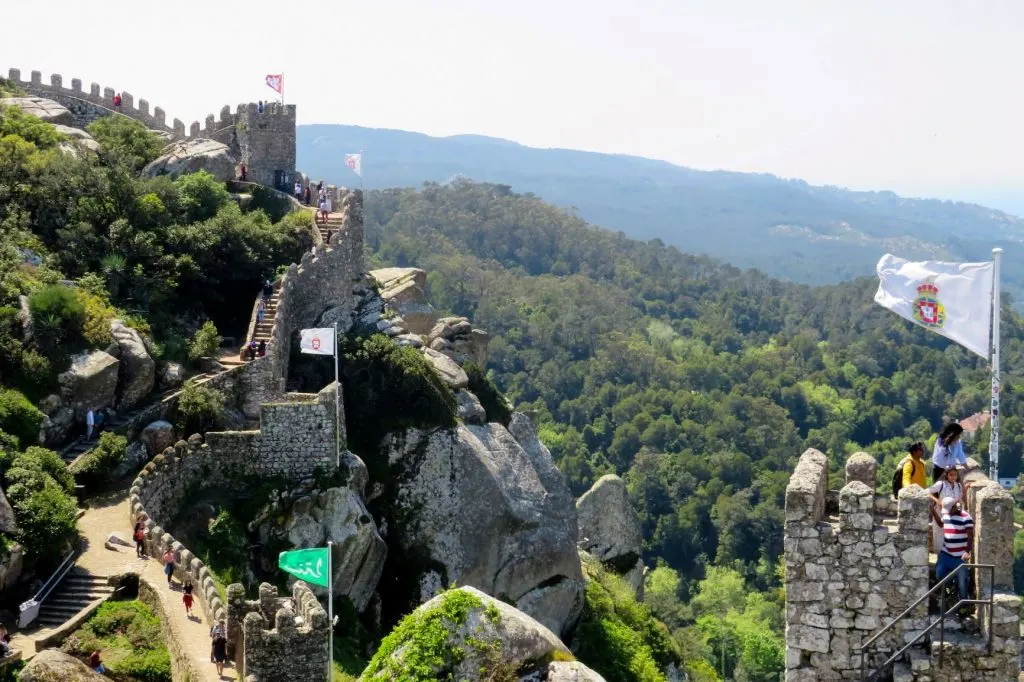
18 548 77 628
857 562 995 680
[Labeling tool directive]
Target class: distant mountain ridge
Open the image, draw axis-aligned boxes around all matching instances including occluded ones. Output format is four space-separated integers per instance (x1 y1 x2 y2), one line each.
298 124 1024 300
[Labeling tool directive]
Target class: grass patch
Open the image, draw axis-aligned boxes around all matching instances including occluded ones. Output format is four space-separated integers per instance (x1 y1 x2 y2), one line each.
61 600 172 681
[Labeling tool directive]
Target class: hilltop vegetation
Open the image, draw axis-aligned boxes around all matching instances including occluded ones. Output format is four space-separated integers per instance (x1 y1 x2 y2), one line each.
300 124 1024 302
366 180 1024 679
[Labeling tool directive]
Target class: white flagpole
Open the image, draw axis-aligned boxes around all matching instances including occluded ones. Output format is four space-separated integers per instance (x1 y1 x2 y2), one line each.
327 540 333 681
333 321 340 469
990 248 1003 481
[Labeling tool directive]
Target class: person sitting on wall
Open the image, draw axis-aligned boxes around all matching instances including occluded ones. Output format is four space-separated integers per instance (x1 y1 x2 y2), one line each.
932 423 967 483
248 339 258 361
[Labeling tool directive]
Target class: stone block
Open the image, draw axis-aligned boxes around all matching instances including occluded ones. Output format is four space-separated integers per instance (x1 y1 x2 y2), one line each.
789 624 830 653
845 452 876 488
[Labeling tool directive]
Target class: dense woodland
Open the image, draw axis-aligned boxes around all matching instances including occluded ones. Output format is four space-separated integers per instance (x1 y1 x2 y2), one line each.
365 180 1024 680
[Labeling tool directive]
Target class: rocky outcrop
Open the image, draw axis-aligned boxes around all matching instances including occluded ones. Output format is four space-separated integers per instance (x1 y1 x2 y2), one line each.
0 97 74 126
386 420 584 637
0 544 24 591
140 420 175 457
38 394 74 447
427 316 490 367
109 319 155 409
0 487 17 534
19 649 106 682
58 350 119 418
456 390 486 424
360 586 570 681
369 267 437 335
158 362 184 390
54 125 100 156
577 475 643 572
548 661 607 681
143 138 238 181
420 347 469 389
254 486 386 611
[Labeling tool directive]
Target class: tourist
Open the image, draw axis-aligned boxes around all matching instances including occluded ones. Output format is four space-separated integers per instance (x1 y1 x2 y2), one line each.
89 650 105 673
294 180 302 200
258 100 264 114
303 185 312 206
262 279 274 303
901 441 926 489
325 191 333 217
927 467 970 552
162 548 175 586
113 93 122 113
936 496 974 602
183 580 195 616
932 423 967 482
239 161 247 182
133 519 146 557
258 340 266 357
210 621 225 662
86 408 95 440
319 196 329 224
317 179 324 192
256 299 266 325
248 339 258 361
212 621 228 675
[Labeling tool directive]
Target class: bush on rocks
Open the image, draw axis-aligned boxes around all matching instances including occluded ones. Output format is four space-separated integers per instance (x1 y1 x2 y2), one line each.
172 380 225 434
0 388 44 448
464 362 512 425
187 320 221 363
70 432 127 488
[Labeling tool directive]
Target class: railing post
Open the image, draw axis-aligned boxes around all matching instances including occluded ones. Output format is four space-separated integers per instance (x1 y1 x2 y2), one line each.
939 581 945 668
987 565 994 653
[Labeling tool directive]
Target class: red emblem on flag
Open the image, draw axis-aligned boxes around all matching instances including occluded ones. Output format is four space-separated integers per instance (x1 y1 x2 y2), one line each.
311 337 321 350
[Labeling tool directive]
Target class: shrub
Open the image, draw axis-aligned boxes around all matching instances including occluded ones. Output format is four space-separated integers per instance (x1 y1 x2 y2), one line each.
249 185 293 223
69 432 126 488
0 105 63 148
173 380 225 434
188 320 221 363
77 290 116 347
27 284 85 352
0 388 44 448
19 446 75 493
9 476 78 565
176 170 231 223
64 600 172 682
85 115 164 172
339 334 457 459
464 363 512 425
205 509 248 574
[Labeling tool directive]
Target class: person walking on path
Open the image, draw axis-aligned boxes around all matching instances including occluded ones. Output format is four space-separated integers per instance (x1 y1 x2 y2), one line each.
210 621 224 663
212 621 228 675
133 520 145 557
182 580 195 617
86 409 95 440
936 496 975 602
162 548 175 586
261 279 274 302
932 423 967 482
256 299 266 325
303 186 312 206
112 93 122 113
294 181 302 200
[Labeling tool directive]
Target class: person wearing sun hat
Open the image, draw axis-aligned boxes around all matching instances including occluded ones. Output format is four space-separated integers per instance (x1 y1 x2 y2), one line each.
936 496 974 601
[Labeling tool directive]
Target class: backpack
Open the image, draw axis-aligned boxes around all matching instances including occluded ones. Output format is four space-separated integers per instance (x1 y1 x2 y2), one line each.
892 457 915 498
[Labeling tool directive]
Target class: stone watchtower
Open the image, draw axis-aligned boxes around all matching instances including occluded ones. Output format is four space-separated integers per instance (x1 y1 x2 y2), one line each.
235 102 297 191
784 449 1020 681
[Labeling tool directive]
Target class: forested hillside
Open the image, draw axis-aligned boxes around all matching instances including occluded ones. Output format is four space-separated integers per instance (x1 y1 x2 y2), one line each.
366 180 1024 678
301 124 1024 302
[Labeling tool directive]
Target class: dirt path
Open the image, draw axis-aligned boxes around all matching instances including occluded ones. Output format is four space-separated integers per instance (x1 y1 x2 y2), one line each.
19 489 236 681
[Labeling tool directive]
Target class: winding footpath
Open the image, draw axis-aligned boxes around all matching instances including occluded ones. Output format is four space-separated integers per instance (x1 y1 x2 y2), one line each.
15 488 237 681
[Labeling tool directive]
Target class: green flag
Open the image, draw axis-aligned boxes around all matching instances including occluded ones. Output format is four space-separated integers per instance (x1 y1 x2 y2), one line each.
278 547 330 588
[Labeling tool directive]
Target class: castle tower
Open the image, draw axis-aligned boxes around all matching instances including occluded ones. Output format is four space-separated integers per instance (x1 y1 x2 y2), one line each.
235 102 296 190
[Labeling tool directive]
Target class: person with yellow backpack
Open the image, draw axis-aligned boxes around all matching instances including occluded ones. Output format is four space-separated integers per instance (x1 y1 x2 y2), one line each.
892 441 926 498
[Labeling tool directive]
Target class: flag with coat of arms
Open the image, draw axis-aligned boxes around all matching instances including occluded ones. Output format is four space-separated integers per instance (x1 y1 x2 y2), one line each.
345 153 362 178
265 74 283 94
874 253 993 359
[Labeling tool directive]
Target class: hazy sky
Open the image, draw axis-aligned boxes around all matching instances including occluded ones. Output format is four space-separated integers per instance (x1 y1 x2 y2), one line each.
3 1 1022 212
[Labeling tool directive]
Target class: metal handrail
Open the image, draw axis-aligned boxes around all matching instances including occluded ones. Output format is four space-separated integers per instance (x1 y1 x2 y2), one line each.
33 549 76 605
857 562 995 680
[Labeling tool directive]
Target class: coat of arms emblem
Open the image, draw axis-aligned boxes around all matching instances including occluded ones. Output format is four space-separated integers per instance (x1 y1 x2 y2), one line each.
912 283 945 328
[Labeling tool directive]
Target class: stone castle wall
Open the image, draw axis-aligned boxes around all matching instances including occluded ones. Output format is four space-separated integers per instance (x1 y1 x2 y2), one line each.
228 582 329 681
236 102 297 190
784 449 1020 682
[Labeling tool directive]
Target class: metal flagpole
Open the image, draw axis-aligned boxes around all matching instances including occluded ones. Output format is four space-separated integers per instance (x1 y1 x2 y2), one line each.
327 540 333 681
990 248 1003 481
333 321 340 469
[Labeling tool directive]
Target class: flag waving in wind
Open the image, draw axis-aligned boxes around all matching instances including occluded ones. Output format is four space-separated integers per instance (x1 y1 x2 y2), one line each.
265 74 283 94
299 328 335 356
874 254 994 359
345 153 362 178
279 547 329 587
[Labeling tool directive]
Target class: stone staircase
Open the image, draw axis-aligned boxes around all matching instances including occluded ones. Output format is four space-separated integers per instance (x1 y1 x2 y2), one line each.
316 208 345 245
250 284 281 347
34 569 112 628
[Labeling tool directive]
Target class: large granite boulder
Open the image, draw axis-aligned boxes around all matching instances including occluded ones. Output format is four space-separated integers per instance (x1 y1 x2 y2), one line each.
139 420 175 456
577 475 644 573
38 394 74 447
254 487 386 611
109 319 155 409
0 97 74 126
143 138 238 181
548 661 607 681
0 487 17 534
58 350 119 419
359 586 570 681
369 267 437 335
427 316 490 367
20 649 106 682
385 420 584 637
420 347 468 389
0 544 24 591
54 125 100 157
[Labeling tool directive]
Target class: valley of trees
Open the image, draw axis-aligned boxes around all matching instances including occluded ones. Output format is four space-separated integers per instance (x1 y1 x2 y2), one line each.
365 180 1024 680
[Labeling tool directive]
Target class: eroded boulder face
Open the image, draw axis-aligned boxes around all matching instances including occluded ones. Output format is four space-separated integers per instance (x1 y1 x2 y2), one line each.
359 586 571 682
0 97 74 126
59 350 119 418
20 649 107 682
577 475 643 568
143 138 238 181
385 418 584 637
548 661 608 681
254 486 386 611
109 319 155 409
369 267 437 335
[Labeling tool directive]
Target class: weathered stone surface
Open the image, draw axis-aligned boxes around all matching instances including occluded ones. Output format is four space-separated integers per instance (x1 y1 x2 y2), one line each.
112 441 149 478
361 586 570 681
106 531 131 547
0 543 23 591
158 361 184 390
0 486 17 534
577 475 643 569
393 333 424 348
256 487 385 611
40 402 75 447
426 316 490 366
20 649 107 682
420 347 469 389
53 125 100 155
140 421 176 457
387 423 584 637
370 267 427 293
548 661 607 681
1 97 74 125
341 450 369 497
845 452 876 488
456 390 486 424
58 350 119 418
109 319 155 408
143 138 238 181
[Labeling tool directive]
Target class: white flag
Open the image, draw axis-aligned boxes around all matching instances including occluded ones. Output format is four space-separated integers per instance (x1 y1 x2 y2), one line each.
299 328 335 356
345 153 362 178
874 253 993 359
